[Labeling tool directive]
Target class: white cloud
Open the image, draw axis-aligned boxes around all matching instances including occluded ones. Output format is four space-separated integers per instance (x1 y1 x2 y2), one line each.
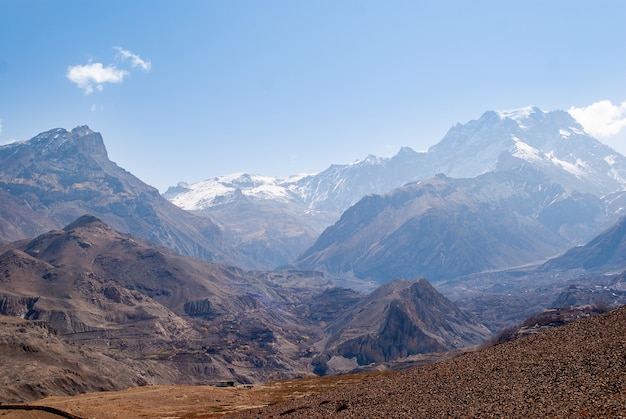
568 100 626 138
0 118 3 137
66 62 129 95
114 47 151 72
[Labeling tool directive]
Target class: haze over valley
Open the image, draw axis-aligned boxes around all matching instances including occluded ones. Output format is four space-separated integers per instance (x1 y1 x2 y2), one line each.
2 2 626 416
2 106 626 417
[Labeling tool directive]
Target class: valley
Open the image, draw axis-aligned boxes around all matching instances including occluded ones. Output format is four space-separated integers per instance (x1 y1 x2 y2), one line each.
2 106 626 416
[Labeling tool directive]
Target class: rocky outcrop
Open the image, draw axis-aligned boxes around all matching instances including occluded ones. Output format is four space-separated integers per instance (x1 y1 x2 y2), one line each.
0 295 38 317
313 279 490 374
184 299 214 317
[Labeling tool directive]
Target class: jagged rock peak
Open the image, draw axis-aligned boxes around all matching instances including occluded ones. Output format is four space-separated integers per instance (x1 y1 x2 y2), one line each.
16 125 109 159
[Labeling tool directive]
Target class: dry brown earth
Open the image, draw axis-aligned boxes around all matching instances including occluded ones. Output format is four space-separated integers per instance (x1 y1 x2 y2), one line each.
29 374 388 418
226 304 626 418
17 304 626 418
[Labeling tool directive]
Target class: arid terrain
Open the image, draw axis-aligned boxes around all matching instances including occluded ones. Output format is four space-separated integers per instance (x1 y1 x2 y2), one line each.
225 304 626 418
2 303 623 418
22 373 386 418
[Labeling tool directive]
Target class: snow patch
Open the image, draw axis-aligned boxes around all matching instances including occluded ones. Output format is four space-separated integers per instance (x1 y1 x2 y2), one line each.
168 172 303 210
569 126 586 135
511 136 543 162
349 154 383 166
496 106 541 121
546 152 587 176
605 155 617 165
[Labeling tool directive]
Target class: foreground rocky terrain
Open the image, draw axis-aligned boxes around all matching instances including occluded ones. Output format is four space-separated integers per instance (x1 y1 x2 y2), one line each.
6 304 623 418
226 304 626 418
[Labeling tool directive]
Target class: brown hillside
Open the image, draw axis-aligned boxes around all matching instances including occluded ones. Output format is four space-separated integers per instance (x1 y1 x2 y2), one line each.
227 304 626 418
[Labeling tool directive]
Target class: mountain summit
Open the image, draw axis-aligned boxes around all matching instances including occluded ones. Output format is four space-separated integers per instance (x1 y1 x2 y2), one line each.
167 106 626 214
165 106 626 270
0 126 247 266
427 106 626 194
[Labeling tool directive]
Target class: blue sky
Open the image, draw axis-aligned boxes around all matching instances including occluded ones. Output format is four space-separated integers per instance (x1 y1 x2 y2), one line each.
1 1 626 192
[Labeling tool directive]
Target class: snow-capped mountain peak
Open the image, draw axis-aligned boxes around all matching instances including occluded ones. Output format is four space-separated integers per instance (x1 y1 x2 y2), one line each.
496 105 544 122
165 106 626 215
164 173 301 210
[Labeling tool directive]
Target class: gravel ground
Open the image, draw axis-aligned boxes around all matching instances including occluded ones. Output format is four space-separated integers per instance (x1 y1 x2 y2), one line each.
227 305 626 418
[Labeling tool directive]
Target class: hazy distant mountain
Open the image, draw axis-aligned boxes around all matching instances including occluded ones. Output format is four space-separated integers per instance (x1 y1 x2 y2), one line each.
164 173 338 268
426 106 626 195
167 106 626 212
165 106 626 270
295 168 605 284
542 216 626 271
0 126 250 266
436 209 626 333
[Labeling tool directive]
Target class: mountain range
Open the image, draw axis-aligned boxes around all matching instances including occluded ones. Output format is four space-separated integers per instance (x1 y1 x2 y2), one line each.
3 106 626 405
0 216 490 401
165 106 626 271
0 126 258 267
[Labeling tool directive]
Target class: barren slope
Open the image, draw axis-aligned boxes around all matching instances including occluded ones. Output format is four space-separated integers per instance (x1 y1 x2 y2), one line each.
228 304 626 418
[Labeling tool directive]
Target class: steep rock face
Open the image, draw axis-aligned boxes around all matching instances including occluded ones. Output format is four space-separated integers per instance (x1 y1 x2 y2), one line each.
313 279 490 373
184 299 214 317
0 127 248 266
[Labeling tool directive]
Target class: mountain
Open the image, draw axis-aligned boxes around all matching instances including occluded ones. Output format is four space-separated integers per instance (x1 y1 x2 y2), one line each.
0 215 332 392
294 164 616 284
165 173 338 268
166 106 626 215
231 304 626 418
425 106 626 195
0 126 250 266
0 216 491 402
165 106 626 270
541 216 626 271
435 211 626 333
0 315 154 403
312 278 490 375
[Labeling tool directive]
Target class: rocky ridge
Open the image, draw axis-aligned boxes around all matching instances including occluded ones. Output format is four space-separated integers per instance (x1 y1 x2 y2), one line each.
0 216 490 402
0 126 248 267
